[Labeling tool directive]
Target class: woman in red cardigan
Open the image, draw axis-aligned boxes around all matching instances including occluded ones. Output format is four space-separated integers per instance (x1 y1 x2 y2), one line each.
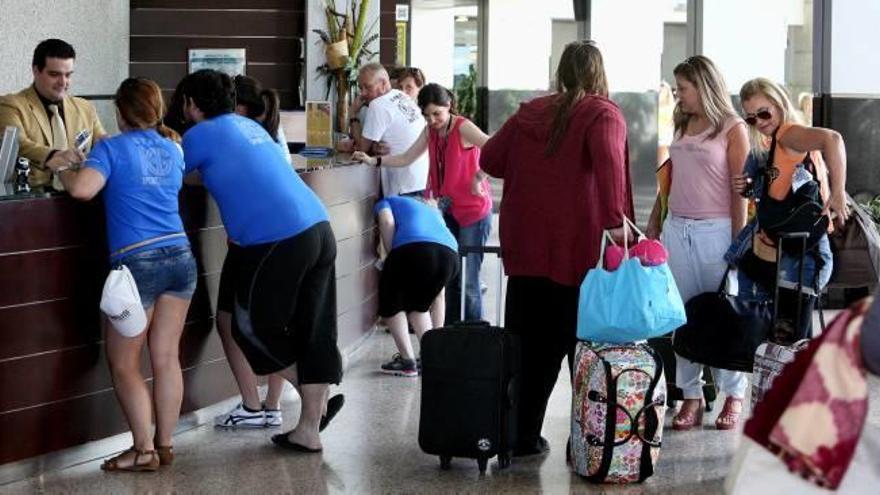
479 40 633 456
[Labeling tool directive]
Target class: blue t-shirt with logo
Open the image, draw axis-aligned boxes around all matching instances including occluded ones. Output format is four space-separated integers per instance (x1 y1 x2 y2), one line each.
182 114 328 246
374 196 457 251
84 129 189 262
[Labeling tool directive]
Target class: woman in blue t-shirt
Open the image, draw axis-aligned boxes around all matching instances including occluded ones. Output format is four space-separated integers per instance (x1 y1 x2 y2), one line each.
176 69 342 453
210 75 295 430
47 78 197 472
374 196 459 377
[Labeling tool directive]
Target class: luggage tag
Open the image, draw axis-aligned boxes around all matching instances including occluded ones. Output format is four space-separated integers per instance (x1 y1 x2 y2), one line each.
725 269 740 297
791 165 812 193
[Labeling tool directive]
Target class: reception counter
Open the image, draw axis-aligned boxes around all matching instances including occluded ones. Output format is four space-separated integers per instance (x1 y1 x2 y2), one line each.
0 156 380 465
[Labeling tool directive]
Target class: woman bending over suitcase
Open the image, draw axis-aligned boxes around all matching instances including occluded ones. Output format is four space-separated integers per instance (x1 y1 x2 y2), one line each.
373 196 459 377
645 55 751 431
354 82 492 324
727 78 848 337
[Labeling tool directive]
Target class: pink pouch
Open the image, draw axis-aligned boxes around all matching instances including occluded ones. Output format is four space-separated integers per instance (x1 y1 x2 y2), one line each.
629 239 668 266
603 245 626 271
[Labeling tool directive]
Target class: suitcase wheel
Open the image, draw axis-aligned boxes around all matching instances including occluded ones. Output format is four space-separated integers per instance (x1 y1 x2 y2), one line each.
477 457 488 473
498 453 511 469
440 455 452 470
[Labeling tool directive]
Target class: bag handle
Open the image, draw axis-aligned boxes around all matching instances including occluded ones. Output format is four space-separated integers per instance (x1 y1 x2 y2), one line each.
595 216 647 269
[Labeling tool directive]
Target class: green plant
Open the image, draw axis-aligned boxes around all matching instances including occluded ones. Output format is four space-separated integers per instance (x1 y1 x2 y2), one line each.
312 0 379 131
454 64 478 121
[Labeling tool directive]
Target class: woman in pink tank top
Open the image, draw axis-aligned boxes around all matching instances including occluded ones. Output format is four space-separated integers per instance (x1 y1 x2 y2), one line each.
645 55 751 432
353 83 493 323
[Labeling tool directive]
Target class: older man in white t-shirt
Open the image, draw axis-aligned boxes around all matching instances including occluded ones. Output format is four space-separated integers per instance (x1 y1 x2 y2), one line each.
351 63 428 197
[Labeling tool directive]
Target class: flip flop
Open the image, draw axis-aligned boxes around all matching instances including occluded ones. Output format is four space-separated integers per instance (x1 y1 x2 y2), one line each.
271 433 322 453
319 394 345 432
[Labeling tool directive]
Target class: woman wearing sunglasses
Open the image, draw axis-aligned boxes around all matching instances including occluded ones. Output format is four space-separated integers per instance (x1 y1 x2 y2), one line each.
646 55 750 431
734 77 848 228
725 78 847 341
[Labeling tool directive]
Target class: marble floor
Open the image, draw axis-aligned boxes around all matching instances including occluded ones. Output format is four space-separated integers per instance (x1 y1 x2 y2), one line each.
12 325 879 495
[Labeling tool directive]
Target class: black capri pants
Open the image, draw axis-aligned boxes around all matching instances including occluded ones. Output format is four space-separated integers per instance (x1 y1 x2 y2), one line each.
378 242 459 317
229 221 342 383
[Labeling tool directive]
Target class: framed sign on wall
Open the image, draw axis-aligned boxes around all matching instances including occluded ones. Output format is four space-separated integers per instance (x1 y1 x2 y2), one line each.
188 48 247 76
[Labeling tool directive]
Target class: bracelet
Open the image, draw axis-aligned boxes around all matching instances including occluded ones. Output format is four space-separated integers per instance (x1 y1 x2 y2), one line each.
375 156 382 167
349 117 361 125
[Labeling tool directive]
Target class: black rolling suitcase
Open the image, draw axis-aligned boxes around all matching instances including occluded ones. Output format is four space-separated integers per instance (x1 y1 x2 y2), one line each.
418 246 520 473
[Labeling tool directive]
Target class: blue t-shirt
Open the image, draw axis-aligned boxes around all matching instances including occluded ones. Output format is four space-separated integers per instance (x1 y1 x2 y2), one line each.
374 196 457 251
182 114 328 246
84 129 188 261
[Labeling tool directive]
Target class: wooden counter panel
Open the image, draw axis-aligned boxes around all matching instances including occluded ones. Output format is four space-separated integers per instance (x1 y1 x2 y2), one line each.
335 227 378 279
300 164 380 207
337 295 379 350
0 319 222 414
0 197 103 254
0 247 104 308
327 197 377 243
336 265 379 317
0 299 100 362
0 262 217 362
0 359 238 465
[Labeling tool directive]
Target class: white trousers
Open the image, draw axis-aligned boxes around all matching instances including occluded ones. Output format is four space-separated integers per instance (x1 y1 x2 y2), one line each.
663 215 749 400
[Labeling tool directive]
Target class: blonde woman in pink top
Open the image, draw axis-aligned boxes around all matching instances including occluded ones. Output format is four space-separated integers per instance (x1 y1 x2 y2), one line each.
354 83 492 323
646 55 750 431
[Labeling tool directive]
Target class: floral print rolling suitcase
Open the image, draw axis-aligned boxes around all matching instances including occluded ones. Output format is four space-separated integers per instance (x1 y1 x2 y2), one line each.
570 341 666 483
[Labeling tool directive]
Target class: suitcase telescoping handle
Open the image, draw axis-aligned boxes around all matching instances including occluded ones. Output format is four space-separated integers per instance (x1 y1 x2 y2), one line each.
773 232 808 336
459 245 504 325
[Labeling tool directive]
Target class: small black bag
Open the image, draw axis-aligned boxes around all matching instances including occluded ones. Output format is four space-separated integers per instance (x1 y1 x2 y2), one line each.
672 272 772 372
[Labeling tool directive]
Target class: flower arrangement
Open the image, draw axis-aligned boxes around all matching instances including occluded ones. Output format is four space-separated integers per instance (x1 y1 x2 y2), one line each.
313 0 379 132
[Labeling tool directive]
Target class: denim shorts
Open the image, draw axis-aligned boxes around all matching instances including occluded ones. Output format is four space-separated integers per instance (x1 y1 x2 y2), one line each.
119 244 198 308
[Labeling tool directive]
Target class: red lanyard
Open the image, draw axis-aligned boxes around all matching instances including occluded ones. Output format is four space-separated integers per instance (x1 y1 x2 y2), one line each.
432 117 453 195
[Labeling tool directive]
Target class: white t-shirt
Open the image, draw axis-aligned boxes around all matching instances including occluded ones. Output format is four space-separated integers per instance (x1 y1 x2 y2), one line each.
362 89 428 196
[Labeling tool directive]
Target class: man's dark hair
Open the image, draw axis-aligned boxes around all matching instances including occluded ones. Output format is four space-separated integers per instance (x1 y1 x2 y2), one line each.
177 69 235 119
32 39 76 70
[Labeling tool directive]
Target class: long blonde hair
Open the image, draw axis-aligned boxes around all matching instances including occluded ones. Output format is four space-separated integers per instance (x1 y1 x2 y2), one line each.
672 55 739 140
739 77 805 152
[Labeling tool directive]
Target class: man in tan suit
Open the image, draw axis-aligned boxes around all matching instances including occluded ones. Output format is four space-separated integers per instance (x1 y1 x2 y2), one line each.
0 39 105 188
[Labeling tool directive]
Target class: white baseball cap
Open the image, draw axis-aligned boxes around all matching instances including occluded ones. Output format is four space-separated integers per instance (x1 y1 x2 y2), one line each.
100 265 148 337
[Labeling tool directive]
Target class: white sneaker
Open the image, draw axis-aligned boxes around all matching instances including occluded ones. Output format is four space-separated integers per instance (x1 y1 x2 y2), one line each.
214 402 266 428
263 406 283 427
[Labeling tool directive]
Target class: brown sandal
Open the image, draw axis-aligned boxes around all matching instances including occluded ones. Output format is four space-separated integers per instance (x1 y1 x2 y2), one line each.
155 445 174 466
100 447 160 472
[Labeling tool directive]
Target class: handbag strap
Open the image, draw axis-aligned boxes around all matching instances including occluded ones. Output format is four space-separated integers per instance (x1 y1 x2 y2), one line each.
596 216 649 269
110 232 187 259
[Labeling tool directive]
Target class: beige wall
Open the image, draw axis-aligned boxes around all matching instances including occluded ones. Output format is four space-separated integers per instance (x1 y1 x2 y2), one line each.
0 0 129 131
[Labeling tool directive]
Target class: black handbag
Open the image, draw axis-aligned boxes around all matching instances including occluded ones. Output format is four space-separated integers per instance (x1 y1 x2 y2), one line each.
672 271 771 372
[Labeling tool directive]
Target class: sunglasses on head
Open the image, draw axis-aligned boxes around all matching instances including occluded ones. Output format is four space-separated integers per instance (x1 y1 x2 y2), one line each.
744 109 772 126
